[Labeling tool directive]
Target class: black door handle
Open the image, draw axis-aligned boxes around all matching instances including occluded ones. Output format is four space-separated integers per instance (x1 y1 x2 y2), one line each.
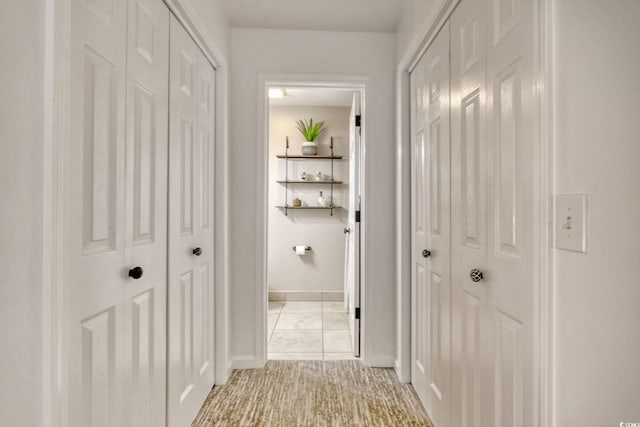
128 266 143 280
422 249 431 258
193 247 202 256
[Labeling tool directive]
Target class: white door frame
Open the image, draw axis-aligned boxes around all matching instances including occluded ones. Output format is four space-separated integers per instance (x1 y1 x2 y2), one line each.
256 74 367 366
47 1 230 426
395 0 554 425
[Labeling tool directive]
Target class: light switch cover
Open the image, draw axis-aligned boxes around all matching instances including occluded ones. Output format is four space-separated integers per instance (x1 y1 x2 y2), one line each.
555 194 588 253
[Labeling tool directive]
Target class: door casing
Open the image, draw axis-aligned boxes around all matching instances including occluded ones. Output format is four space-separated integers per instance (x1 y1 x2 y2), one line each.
256 75 367 367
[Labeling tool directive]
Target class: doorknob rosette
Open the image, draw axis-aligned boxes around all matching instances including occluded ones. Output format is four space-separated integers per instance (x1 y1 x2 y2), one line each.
470 268 484 283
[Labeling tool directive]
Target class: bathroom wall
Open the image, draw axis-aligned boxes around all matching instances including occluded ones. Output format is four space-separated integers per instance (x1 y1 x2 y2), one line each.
267 105 350 293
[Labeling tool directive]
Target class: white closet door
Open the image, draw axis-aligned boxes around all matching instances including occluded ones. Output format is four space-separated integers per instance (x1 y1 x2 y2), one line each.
123 1 170 426
485 0 535 424
66 0 170 425
451 0 536 424
425 23 452 427
67 0 128 425
410 23 452 426
167 16 216 427
450 1 489 425
410 48 429 407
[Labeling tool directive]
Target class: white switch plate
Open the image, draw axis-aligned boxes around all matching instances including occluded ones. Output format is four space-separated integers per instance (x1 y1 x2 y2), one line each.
555 194 588 253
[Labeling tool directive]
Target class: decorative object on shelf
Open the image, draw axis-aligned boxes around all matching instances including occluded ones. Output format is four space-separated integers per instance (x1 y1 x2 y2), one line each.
278 136 340 216
317 191 328 207
296 118 325 155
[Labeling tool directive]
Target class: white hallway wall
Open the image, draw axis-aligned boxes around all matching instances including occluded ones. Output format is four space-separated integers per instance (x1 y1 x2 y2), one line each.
229 28 396 365
268 106 349 293
553 0 640 424
0 1 46 425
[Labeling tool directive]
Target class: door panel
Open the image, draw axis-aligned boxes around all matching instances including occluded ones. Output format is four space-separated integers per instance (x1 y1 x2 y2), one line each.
168 16 215 426
68 0 127 425
424 24 451 427
124 1 170 426
451 0 489 425
67 0 169 425
451 0 535 424
410 54 429 406
411 22 451 427
486 0 534 423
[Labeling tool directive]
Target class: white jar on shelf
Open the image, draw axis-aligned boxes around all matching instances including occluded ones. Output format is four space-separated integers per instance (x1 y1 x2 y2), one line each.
317 191 328 207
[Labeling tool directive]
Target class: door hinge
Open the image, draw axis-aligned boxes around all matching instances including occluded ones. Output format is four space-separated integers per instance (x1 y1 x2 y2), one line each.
355 115 361 127
355 210 361 223
355 307 360 320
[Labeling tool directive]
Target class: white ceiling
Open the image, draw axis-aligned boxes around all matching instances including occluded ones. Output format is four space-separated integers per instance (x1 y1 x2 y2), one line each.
269 87 355 107
221 0 407 33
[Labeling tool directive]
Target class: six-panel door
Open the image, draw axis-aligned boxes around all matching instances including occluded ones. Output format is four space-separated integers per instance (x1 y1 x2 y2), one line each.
450 0 536 425
167 15 216 427
410 22 452 427
67 0 170 425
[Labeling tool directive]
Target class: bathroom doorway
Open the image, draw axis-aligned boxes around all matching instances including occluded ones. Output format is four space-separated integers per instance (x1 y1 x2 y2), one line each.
265 85 363 361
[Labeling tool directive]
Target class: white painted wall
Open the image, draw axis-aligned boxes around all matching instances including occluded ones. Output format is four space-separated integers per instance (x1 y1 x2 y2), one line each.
229 28 396 366
182 0 230 59
0 1 46 425
268 106 349 293
396 0 442 62
553 0 640 424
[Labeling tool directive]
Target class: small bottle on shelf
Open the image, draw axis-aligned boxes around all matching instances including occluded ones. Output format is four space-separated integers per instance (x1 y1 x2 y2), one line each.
317 191 328 207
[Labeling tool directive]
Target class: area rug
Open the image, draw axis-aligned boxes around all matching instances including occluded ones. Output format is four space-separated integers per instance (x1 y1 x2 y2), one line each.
192 360 432 426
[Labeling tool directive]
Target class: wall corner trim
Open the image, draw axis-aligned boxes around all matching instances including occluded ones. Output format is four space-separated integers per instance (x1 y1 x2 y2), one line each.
162 0 226 69
400 0 461 74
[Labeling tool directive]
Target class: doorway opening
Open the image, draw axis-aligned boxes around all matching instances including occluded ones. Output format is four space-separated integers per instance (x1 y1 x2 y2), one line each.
265 84 363 361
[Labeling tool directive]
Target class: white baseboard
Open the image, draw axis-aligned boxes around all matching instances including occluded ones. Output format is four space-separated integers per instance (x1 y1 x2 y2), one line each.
229 356 262 370
362 355 396 368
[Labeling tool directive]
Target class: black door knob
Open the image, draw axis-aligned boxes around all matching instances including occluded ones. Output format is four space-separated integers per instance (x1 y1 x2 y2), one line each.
128 266 143 280
192 247 202 256
344 227 351 234
422 249 431 258
470 269 484 283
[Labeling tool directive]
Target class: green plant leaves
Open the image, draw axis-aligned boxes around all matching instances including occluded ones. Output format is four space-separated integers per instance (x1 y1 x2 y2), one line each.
295 118 325 141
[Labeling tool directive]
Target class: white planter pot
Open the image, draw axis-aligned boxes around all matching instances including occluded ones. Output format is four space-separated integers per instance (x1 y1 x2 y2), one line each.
301 140 318 155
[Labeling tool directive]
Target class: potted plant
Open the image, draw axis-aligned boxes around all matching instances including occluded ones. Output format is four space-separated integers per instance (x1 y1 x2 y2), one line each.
296 118 325 155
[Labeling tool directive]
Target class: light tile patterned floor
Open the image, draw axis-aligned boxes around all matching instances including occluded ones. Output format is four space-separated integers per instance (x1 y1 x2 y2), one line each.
268 301 356 360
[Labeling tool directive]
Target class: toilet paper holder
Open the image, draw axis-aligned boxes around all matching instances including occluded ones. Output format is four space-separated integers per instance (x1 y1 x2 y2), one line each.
292 246 312 252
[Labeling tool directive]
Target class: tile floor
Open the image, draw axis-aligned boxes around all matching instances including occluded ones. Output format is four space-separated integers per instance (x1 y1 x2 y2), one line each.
268 301 357 360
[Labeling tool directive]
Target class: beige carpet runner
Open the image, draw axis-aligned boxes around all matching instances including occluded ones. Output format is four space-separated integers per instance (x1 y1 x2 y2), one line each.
192 360 432 426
